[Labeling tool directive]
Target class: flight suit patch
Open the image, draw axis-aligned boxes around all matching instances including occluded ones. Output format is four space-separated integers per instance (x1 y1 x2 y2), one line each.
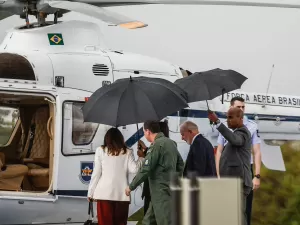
256 129 260 137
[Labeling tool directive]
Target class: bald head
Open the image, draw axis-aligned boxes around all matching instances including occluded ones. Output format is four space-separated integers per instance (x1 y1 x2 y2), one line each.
180 121 199 132
228 107 244 118
226 107 244 129
180 121 199 145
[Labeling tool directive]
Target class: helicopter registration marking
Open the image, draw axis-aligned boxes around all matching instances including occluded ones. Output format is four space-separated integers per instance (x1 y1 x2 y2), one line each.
48 33 64 45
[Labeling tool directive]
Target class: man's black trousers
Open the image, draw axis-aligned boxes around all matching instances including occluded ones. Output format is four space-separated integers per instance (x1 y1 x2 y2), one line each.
246 164 254 225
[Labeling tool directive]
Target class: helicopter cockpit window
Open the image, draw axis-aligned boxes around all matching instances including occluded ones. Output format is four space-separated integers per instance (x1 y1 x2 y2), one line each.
71 103 99 146
0 106 19 147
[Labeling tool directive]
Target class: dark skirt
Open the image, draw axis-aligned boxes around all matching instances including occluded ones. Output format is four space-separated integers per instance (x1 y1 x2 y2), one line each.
97 200 130 225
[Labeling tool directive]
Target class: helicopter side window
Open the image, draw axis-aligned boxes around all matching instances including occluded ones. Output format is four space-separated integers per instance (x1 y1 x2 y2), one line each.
71 103 99 146
0 106 19 147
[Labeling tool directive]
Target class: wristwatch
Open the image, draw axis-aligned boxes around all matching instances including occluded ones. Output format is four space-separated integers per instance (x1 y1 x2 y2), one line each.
214 119 220 125
254 174 261 179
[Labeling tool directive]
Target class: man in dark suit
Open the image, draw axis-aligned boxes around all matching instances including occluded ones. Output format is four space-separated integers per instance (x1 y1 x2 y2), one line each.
208 108 252 225
180 121 217 177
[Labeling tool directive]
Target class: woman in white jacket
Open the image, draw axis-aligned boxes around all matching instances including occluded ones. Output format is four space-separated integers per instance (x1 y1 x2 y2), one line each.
87 128 144 225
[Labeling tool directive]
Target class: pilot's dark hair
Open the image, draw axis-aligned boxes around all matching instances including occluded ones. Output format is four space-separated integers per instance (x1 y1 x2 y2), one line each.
102 127 127 156
144 120 161 134
230 96 245 106
159 120 169 138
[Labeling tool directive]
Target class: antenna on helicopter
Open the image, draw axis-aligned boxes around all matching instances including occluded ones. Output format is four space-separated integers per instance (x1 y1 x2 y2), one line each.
23 4 30 28
54 11 58 24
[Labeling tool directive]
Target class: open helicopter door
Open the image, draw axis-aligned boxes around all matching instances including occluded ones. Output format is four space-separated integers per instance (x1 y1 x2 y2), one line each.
0 88 58 225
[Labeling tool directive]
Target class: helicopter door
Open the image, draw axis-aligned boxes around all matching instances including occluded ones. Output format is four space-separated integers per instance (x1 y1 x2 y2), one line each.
55 91 108 199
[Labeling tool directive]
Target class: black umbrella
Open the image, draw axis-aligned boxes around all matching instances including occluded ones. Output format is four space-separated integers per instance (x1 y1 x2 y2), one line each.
174 68 248 105
82 76 188 127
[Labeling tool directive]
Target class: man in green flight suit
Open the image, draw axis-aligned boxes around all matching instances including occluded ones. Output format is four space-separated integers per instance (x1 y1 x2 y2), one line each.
125 120 184 225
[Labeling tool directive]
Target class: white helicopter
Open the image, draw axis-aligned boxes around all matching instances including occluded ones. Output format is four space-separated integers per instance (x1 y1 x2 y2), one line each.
1 0 300 224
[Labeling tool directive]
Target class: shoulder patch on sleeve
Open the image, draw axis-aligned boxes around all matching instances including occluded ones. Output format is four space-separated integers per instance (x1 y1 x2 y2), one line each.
144 159 149 166
256 129 260 137
248 120 258 126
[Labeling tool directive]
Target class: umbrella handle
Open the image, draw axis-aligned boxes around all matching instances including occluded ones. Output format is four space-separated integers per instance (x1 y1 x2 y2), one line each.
206 100 210 111
136 124 142 151
136 124 140 140
206 101 214 126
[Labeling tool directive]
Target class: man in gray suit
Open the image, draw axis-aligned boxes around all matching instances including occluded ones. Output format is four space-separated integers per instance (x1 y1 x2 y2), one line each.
208 107 252 225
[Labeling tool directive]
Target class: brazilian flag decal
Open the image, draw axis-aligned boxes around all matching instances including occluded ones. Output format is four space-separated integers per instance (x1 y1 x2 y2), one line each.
48 33 64 45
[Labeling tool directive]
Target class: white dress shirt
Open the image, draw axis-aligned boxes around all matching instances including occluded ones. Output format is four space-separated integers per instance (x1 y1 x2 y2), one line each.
87 147 144 202
191 133 201 145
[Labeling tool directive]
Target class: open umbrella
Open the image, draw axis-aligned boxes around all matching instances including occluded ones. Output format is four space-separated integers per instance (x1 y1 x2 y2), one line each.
174 68 248 106
82 76 188 127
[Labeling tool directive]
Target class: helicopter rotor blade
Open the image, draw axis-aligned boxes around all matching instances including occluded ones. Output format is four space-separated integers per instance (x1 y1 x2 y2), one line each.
0 0 24 17
39 0 148 28
2 0 300 26
79 0 300 9
0 10 15 20
148 0 300 9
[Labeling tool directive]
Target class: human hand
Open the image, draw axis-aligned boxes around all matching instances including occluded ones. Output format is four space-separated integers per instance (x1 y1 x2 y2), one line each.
208 110 219 123
138 140 147 151
252 177 260 190
87 197 93 202
137 149 146 158
125 186 131 196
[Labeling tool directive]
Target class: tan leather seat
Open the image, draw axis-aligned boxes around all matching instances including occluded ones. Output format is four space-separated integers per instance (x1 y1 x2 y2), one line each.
0 152 28 191
22 106 50 190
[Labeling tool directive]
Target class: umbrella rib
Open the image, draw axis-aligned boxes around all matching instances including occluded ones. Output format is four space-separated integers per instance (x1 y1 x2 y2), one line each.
143 80 187 102
202 78 213 100
131 82 141 125
136 82 160 120
84 82 124 120
202 77 225 100
115 86 128 127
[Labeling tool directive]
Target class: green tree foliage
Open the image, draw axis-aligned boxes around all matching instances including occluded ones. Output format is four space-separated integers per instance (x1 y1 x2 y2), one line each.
12 110 19 127
130 142 300 225
252 142 300 225
0 108 10 127
0 108 10 116
0 108 19 145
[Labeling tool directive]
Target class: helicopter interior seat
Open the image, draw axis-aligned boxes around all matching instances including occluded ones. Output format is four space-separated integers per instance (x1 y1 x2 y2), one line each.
21 106 50 191
0 152 28 191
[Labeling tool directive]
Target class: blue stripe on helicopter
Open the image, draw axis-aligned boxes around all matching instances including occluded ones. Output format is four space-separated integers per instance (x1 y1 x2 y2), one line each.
55 190 88 196
125 108 300 147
